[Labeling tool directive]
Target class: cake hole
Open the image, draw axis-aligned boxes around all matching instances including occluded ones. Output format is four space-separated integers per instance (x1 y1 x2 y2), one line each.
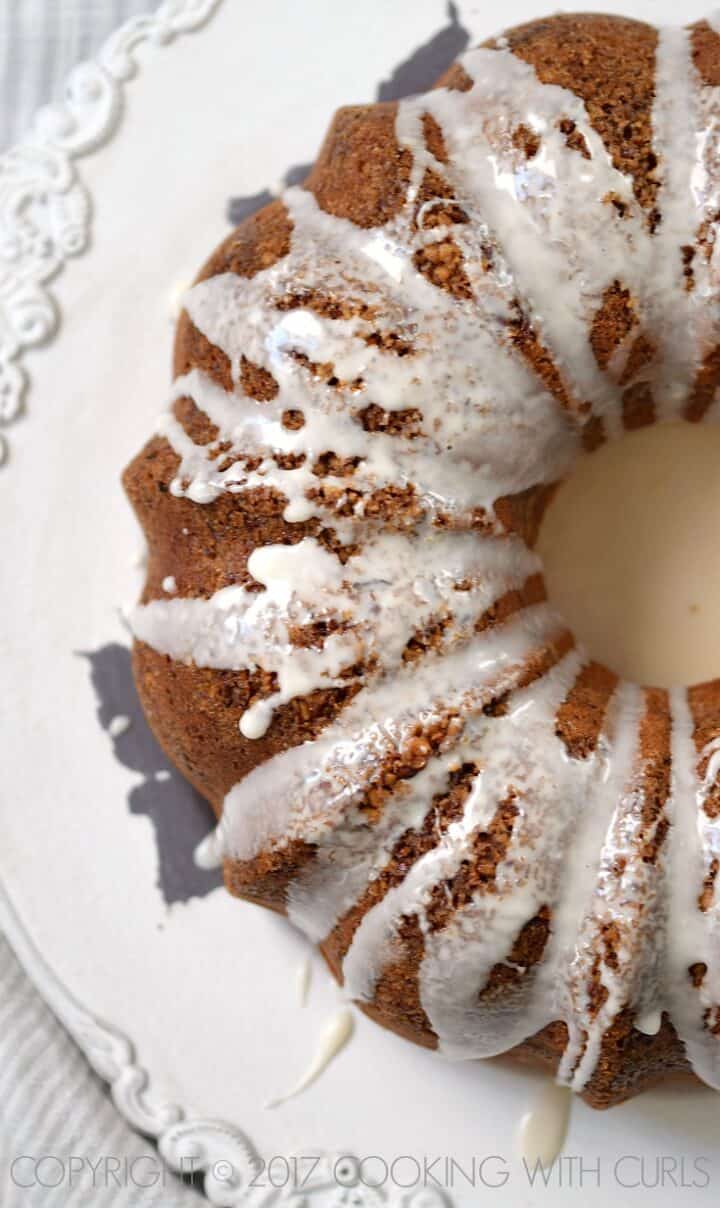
536 421 720 687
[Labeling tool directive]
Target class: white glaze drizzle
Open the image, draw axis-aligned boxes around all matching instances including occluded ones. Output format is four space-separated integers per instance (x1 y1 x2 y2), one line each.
553 686 647 1092
410 49 647 440
129 19 720 1097
343 648 584 1020
108 714 131 739
194 829 223 871
690 25 720 415
650 27 705 420
635 1007 663 1036
662 690 720 1089
132 531 539 737
517 1082 573 1168
265 1007 354 1108
167 184 580 525
211 603 562 868
296 955 312 1007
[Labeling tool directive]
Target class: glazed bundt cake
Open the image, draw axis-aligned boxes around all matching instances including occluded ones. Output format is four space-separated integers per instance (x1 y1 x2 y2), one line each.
124 12 720 1108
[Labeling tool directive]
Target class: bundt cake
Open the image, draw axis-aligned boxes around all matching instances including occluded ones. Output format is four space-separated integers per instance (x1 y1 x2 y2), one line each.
123 12 720 1108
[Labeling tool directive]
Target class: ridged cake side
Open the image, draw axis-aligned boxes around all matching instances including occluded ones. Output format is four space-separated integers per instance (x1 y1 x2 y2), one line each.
123 13 720 1107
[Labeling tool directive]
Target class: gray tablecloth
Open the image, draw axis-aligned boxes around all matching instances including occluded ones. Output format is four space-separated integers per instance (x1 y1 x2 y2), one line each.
1 9 202 1202
1 0 150 147
0 935 200 1205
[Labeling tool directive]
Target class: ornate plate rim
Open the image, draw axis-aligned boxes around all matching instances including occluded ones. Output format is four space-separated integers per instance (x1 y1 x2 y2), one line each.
0 0 220 464
1 876 421 1207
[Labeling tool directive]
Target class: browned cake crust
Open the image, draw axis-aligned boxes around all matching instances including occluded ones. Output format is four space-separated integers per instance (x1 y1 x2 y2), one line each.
124 13 711 1108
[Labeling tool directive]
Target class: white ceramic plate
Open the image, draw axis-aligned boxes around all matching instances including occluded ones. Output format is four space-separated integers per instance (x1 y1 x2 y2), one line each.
2 1 720 1205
